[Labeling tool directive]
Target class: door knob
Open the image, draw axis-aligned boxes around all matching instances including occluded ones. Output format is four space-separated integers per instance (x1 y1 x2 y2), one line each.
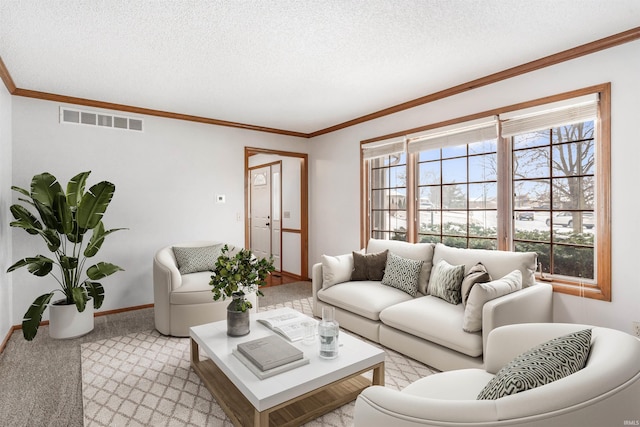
266 222 270 226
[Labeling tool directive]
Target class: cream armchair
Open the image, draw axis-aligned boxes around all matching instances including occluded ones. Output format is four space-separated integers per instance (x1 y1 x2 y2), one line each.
153 241 257 336
355 323 640 427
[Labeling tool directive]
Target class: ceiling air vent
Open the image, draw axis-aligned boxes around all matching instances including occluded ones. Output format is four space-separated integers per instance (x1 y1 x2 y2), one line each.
60 107 143 132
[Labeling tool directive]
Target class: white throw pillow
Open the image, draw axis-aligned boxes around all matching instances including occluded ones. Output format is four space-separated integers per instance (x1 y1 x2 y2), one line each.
321 252 357 289
463 270 523 332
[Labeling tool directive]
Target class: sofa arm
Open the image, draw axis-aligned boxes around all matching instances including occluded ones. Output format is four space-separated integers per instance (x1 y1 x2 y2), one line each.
354 386 497 427
481 282 553 355
153 248 183 335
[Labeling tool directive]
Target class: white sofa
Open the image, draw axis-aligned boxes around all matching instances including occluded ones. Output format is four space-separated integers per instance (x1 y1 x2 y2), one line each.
153 241 256 336
312 239 553 371
354 323 640 427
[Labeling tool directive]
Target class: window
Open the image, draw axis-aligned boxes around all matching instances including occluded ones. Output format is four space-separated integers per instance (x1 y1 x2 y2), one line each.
361 85 611 300
416 140 498 249
367 143 408 241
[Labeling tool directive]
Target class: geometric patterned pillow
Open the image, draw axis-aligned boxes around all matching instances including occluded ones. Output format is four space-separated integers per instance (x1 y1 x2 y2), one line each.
428 259 465 304
381 252 423 296
172 244 224 274
477 329 592 400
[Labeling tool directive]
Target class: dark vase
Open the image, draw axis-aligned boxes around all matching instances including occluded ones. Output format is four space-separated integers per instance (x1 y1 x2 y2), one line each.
226 293 250 337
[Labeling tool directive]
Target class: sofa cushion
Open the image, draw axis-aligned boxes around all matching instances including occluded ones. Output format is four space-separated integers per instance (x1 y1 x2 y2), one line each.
432 243 537 288
172 244 224 274
463 270 523 332
380 296 483 357
317 281 413 321
321 253 354 289
477 329 592 400
428 259 465 304
461 262 492 307
381 253 423 296
352 250 388 281
367 239 435 295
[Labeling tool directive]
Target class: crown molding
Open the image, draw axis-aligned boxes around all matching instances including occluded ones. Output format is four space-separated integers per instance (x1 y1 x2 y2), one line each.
1 26 639 138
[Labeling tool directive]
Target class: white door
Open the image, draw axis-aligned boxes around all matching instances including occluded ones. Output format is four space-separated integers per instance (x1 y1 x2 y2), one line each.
250 167 271 261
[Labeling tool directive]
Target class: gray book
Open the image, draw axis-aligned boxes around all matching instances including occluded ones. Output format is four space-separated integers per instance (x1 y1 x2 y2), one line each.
236 335 304 371
232 349 309 379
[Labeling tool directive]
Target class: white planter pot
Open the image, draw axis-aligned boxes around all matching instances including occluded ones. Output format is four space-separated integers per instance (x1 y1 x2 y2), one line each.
49 298 95 339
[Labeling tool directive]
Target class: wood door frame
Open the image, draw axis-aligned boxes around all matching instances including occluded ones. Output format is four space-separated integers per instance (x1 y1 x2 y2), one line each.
245 147 309 280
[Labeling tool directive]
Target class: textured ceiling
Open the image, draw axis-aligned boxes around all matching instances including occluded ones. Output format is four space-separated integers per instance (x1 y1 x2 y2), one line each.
1 0 639 134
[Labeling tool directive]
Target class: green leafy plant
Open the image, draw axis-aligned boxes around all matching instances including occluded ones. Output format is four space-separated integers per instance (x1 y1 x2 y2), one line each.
209 245 275 312
7 171 126 340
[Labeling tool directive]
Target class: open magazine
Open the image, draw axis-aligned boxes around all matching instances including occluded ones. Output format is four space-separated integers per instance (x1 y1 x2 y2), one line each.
257 308 318 342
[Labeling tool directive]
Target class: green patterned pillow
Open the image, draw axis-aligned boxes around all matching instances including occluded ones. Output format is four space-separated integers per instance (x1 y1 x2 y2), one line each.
477 329 592 400
428 259 465 304
172 244 224 274
381 252 423 296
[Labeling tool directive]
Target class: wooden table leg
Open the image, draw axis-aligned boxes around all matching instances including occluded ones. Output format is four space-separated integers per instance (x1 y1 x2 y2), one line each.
253 408 269 427
372 361 385 386
190 338 199 364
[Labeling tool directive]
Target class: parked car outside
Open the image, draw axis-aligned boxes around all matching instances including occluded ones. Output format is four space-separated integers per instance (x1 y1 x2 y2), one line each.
516 211 534 221
546 212 594 229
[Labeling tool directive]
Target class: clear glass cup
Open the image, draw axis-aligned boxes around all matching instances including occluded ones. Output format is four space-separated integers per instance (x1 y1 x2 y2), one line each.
319 306 339 359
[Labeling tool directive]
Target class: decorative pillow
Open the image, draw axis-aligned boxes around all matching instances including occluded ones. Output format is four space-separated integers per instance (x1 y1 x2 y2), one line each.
321 253 355 289
381 253 423 296
428 260 465 304
461 262 492 307
352 250 388 281
463 270 522 332
477 329 592 400
172 244 224 274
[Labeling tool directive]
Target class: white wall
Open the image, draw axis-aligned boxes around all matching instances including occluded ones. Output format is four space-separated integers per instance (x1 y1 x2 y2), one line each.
309 40 640 334
0 82 12 339
10 97 307 323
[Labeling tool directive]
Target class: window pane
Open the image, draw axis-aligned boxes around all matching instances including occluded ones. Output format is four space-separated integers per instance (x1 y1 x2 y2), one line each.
420 209 440 230
469 139 497 155
418 186 441 209
443 211 467 236
552 122 594 144
418 161 440 185
442 184 467 209
469 183 497 209
371 210 388 231
514 147 550 179
469 211 497 238
514 179 550 209
469 153 497 182
371 168 387 188
442 145 466 159
513 130 550 149
442 158 466 183
552 177 594 210
418 149 440 162
389 165 406 187
552 141 595 177
468 238 497 250
371 189 388 209
553 246 594 279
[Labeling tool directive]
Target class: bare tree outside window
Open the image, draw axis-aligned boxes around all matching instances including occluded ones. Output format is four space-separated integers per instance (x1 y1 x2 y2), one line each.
513 121 595 279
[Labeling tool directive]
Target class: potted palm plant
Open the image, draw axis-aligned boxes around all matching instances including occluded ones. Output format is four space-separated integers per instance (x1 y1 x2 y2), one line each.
7 171 125 340
210 245 274 336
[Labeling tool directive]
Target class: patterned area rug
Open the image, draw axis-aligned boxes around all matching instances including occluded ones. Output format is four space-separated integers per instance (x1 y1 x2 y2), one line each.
81 298 437 426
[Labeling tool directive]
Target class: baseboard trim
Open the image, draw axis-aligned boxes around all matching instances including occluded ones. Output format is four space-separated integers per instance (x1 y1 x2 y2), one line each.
0 303 154 354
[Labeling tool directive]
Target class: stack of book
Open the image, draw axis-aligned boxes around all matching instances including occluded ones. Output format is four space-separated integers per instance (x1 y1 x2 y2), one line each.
232 334 309 379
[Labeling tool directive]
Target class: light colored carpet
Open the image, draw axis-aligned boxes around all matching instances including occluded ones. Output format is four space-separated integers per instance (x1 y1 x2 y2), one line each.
81 298 437 426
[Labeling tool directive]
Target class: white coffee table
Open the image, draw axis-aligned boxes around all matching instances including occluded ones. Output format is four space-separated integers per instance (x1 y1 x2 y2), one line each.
190 307 385 427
